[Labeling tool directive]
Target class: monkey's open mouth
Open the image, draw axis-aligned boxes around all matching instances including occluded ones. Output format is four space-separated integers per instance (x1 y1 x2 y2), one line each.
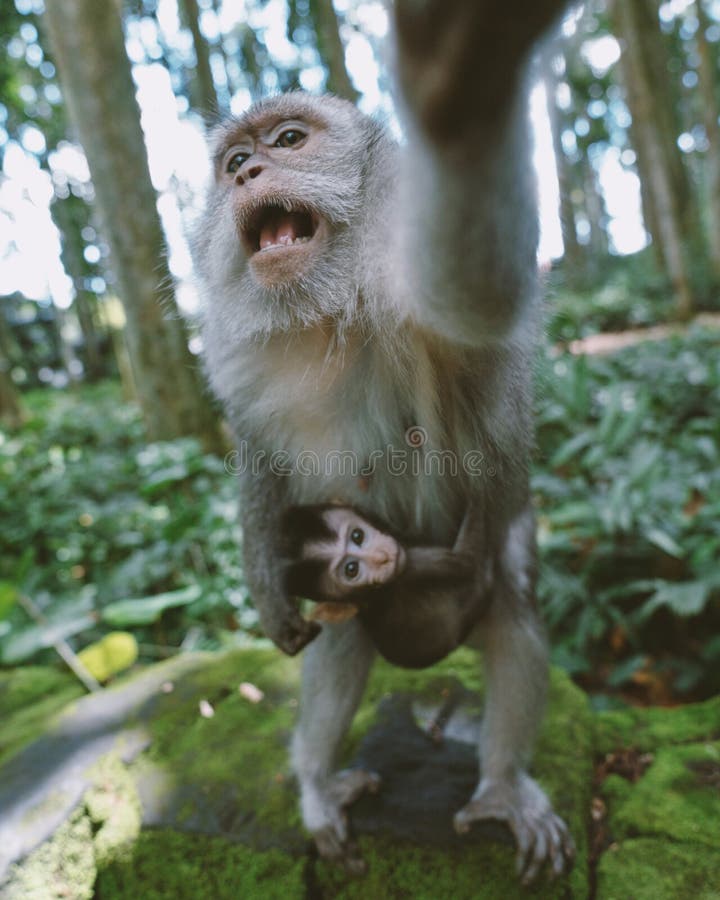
242 204 320 256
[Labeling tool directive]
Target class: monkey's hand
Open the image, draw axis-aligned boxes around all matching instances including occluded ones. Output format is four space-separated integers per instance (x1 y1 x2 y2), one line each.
301 769 381 875
269 611 321 657
454 772 574 883
395 0 569 143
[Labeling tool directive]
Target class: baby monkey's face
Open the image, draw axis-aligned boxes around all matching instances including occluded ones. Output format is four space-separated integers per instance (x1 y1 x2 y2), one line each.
303 508 406 599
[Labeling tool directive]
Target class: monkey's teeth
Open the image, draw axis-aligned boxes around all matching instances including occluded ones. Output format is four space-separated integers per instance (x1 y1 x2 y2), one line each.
259 236 311 252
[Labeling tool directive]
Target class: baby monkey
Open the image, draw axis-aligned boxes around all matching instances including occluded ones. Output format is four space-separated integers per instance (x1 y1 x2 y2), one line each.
283 504 490 668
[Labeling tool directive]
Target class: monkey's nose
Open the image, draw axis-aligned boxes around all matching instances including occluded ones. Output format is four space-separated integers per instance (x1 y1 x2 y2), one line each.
236 163 264 185
368 551 390 566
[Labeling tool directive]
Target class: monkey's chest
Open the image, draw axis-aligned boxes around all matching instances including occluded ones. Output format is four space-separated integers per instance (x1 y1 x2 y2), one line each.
244 339 478 541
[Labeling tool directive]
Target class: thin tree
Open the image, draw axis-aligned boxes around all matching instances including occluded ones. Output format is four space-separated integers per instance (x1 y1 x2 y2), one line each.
544 57 583 279
178 0 220 115
307 0 358 102
43 0 223 450
696 0 720 279
0 309 23 428
612 0 696 319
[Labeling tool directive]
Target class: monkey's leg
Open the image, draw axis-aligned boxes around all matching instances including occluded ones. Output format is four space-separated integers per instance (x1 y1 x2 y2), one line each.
292 618 378 873
456 517 575 882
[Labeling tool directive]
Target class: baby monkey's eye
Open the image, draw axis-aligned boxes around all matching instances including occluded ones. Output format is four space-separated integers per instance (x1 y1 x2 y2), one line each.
344 559 359 579
350 528 364 546
275 129 305 148
227 152 250 173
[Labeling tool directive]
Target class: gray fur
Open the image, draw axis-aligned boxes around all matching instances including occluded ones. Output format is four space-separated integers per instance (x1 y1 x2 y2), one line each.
194 0 573 879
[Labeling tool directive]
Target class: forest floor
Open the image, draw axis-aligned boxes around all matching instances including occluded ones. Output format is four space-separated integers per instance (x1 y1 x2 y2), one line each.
1 648 719 899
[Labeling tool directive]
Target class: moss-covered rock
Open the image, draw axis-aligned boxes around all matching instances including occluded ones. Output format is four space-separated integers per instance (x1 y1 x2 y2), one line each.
15 646 718 899
594 697 720 898
96 830 307 900
596 839 720 900
0 666 84 766
594 695 720 755
602 742 720 848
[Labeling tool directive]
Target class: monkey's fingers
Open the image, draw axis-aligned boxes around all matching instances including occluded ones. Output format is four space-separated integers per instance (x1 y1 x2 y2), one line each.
313 824 367 876
328 768 382 807
274 616 321 656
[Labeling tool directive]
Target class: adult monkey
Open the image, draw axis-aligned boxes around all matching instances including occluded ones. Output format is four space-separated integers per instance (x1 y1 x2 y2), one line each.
195 0 574 882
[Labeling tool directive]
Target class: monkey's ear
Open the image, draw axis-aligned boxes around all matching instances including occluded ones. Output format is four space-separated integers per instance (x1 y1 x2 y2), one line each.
284 557 329 603
282 505 334 548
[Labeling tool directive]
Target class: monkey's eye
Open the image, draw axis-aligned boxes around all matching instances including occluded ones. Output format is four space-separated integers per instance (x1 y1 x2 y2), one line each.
350 528 364 546
275 129 305 148
226 152 250 174
343 559 359 580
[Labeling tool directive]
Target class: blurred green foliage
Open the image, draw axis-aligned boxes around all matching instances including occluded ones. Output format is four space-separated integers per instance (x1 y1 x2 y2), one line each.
0 382 252 667
1 326 720 700
534 325 720 699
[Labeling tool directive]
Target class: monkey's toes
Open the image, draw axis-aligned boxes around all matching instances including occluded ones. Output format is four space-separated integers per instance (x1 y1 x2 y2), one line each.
454 794 574 883
328 768 382 807
514 811 575 884
313 826 367 875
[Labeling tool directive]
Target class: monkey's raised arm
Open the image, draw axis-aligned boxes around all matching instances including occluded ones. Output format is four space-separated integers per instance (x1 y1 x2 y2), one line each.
394 0 570 344
239 468 320 656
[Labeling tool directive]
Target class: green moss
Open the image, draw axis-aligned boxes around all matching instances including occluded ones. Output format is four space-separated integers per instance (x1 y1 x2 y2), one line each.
316 834 586 899
143 648 302 833
535 667 594 882
596 838 720 900
85 756 142 865
2 649 593 896
0 667 84 765
366 647 484 702
0 666 79 715
2 808 95 900
595 695 720 755
95 829 306 899
603 742 720 848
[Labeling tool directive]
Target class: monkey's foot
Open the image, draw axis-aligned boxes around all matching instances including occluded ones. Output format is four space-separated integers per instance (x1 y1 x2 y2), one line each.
454 773 574 884
303 769 381 875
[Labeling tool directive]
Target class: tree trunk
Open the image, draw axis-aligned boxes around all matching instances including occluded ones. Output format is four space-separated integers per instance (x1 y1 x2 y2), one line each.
0 366 23 429
43 0 223 451
612 0 696 319
696 0 720 279
544 64 583 279
583 160 607 260
178 0 220 115
0 309 23 428
307 0 358 102
50 194 108 381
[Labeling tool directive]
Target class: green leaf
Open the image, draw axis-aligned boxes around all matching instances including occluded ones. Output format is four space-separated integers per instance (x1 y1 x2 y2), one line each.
639 581 710 620
607 654 646 688
644 528 684 558
0 582 18 619
101 584 203 627
550 431 594 469
140 463 191 497
548 501 599 527
0 613 96 665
